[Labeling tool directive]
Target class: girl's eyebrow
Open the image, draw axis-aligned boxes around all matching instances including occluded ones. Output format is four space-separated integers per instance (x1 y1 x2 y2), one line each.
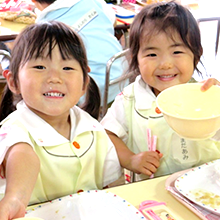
141 46 158 53
171 43 185 48
142 42 185 52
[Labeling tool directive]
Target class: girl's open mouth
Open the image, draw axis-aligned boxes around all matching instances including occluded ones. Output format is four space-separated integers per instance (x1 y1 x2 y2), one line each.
43 92 64 97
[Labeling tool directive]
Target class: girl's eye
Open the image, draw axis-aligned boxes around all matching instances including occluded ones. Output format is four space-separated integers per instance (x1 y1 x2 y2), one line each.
174 51 183 54
147 53 157 57
63 67 74 70
33 65 45 69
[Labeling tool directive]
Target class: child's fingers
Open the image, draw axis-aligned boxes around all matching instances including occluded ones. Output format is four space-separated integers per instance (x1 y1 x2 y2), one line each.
156 150 163 158
146 151 162 160
130 151 162 175
141 154 161 175
200 78 220 91
138 160 160 176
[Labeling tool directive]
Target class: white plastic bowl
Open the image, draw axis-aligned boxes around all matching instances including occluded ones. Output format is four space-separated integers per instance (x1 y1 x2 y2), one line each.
156 83 220 140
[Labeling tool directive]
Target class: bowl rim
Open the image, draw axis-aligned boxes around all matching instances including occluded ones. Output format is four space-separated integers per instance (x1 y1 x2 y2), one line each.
156 83 220 120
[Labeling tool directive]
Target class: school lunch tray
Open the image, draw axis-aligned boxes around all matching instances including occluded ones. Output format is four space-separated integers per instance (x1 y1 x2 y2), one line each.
165 160 220 220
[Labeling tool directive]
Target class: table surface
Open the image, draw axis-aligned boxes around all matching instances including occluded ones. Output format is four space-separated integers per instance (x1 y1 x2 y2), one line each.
106 175 201 220
0 18 27 41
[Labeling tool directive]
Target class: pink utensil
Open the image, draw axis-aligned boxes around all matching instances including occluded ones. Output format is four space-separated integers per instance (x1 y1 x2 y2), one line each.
147 128 157 178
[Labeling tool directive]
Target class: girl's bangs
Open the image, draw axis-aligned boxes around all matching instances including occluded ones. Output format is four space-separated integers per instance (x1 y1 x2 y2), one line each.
22 24 78 64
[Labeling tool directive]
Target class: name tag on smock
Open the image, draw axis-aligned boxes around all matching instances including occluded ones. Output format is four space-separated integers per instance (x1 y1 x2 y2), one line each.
72 8 98 31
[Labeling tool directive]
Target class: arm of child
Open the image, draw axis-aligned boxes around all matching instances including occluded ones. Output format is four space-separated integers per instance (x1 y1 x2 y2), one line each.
0 142 40 219
106 130 163 177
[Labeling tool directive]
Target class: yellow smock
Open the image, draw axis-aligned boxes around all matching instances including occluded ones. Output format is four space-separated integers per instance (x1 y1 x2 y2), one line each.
101 76 220 181
0 101 121 204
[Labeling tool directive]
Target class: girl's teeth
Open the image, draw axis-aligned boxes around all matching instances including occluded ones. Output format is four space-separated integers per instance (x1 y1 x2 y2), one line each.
160 75 175 78
44 92 64 97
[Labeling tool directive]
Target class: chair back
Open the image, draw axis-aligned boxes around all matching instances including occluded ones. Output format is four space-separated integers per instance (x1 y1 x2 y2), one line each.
101 48 131 118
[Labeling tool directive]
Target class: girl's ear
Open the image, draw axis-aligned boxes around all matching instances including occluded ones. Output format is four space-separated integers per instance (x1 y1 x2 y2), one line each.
2 69 9 79
3 70 20 94
87 66 91 73
81 75 90 96
81 66 91 96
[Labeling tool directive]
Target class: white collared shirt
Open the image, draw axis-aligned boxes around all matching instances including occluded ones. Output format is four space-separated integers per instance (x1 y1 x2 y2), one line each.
0 101 121 203
101 75 220 179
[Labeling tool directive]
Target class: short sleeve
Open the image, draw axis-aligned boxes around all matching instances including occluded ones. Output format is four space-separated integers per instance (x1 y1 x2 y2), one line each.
0 123 34 164
101 93 129 144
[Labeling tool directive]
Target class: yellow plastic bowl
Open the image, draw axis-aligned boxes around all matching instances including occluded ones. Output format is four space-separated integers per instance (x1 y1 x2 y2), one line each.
156 83 220 140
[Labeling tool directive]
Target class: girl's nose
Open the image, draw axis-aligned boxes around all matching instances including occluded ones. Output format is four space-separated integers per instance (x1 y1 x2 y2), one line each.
47 69 62 83
159 59 173 70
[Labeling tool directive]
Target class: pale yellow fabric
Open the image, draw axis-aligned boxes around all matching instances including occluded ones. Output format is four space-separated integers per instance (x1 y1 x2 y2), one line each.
101 76 220 181
29 130 110 204
0 101 121 204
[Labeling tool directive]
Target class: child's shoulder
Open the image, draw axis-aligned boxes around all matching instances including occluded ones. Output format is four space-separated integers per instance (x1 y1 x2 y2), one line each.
0 110 19 125
121 81 135 98
121 75 144 99
0 110 29 138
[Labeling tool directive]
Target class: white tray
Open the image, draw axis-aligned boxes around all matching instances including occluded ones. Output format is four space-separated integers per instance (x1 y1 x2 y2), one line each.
26 190 145 220
174 159 220 216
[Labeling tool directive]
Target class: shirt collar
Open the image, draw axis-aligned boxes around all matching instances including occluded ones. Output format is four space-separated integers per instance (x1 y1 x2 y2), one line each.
15 101 103 146
134 75 157 110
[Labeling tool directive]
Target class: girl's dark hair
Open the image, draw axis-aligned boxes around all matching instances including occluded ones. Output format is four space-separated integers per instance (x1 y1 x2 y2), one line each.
80 77 101 120
34 0 56 3
129 1 203 82
0 21 100 121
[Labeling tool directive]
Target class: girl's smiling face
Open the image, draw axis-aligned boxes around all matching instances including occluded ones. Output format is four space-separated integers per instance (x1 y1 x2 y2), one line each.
137 30 195 96
13 45 88 121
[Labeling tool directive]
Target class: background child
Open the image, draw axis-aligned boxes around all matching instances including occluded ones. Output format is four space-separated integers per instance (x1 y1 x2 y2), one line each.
101 1 220 182
0 21 121 219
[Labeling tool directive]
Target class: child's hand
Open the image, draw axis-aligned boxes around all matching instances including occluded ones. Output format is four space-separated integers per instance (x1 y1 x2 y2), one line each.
200 78 220 91
0 194 26 220
129 151 163 176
